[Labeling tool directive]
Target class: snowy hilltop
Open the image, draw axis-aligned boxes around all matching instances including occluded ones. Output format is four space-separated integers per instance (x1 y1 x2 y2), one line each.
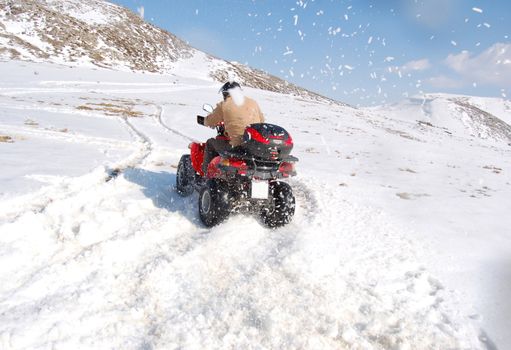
1 1 511 349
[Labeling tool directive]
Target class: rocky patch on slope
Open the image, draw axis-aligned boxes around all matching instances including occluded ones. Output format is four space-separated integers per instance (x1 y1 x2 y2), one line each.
451 98 511 143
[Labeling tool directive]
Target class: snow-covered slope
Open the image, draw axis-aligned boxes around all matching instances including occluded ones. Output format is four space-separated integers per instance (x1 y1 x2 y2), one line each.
0 0 332 103
374 94 511 144
1 1 511 348
2 59 510 349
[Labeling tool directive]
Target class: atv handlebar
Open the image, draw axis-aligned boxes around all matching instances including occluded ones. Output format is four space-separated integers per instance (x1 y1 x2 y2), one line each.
197 114 226 136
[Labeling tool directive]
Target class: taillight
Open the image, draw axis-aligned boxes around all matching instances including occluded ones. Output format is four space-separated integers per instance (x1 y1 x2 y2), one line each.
278 162 295 177
284 133 293 147
223 158 245 167
246 127 269 144
220 158 248 175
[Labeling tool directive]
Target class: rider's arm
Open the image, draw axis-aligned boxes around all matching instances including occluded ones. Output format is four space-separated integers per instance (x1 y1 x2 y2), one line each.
205 103 224 127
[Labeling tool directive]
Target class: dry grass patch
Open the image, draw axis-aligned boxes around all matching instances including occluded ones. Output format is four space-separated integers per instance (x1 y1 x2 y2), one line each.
418 120 434 127
396 192 411 200
385 128 424 142
76 100 144 118
76 105 93 111
483 165 502 174
399 168 417 173
0 135 14 143
305 147 320 154
396 192 430 200
24 119 39 126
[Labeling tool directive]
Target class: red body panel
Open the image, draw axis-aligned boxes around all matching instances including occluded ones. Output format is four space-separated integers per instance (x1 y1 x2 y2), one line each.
190 142 205 176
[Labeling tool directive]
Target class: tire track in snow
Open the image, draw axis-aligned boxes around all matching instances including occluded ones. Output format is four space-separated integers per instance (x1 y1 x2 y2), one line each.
0 100 208 330
0 100 154 223
156 105 195 142
0 99 205 324
0 182 208 349
110 115 152 171
5 100 183 230
0 136 145 224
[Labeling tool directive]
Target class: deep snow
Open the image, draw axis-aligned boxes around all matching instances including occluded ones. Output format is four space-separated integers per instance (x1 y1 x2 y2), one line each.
1 59 510 349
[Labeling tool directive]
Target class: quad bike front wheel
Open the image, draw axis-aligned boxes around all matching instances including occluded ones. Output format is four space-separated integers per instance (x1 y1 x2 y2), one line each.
261 181 295 228
176 155 194 196
199 179 231 227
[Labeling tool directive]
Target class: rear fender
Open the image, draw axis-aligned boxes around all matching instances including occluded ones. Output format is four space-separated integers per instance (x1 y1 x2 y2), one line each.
190 142 205 176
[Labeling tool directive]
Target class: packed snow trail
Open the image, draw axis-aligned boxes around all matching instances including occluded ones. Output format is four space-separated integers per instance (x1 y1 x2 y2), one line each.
0 61 489 349
0 102 151 223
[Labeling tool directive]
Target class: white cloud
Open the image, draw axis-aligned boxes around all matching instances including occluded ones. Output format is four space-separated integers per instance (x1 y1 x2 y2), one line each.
445 43 511 85
137 6 144 19
401 58 431 72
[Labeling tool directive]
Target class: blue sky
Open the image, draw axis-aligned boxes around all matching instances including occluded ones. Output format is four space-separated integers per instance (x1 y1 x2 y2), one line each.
110 0 510 106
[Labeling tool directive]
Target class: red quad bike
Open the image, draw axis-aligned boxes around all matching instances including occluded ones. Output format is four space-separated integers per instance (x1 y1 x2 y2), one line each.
176 104 299 228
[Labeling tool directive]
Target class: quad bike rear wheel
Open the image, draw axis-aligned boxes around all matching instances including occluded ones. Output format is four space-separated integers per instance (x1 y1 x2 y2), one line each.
176 155 194 196
199 179 231 227
261 181 295 228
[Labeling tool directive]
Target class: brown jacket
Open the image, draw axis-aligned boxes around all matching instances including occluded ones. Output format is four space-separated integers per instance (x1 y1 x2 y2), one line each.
205 96 265 146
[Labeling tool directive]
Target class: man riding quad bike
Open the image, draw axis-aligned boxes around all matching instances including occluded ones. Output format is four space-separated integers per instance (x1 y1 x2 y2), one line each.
176 82 298 228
